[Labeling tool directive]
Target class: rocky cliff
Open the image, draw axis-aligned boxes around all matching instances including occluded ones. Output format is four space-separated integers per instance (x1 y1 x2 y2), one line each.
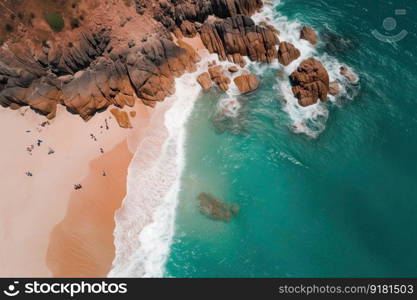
0 0 274 120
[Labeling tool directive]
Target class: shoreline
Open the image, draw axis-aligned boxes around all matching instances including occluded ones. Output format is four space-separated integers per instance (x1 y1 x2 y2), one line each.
110 44 212 277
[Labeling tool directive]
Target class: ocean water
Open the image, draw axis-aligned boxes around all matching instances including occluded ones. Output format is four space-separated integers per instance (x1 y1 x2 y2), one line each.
162 0 417 277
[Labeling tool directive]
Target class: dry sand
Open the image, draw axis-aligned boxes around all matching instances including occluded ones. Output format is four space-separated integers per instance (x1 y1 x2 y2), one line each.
0 103 152 277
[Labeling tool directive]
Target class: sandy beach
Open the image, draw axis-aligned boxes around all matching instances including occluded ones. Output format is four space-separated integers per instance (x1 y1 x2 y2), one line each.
0 102 152 277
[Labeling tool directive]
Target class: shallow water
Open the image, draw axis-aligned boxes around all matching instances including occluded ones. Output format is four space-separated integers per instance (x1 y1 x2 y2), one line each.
164 0 417 277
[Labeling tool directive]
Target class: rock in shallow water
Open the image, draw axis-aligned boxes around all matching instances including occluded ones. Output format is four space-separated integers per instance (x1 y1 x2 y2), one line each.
110 108 132 129
300 26 318 45
198 193 239 222
290 57 330 107
208 65 231 92
1 0 264 120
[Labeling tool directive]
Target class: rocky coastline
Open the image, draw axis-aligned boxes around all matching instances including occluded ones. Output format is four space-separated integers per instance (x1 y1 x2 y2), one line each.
0 0 357 127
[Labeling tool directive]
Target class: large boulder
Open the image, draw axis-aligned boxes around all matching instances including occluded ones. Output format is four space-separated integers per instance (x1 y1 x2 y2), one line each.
290 58 329 106
110 108 132 129
228 65 239 73
208 65 231 92
234 73 259 94
197 72 212 92
300 26 318 45
0 0 267 120
198 193 239 222
277 42 300 66
340 66 358 83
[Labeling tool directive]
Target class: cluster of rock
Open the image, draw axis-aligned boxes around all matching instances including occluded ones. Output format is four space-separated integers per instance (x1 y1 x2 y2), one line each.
0 0 268 121
208 63 232 92
110 108 132 129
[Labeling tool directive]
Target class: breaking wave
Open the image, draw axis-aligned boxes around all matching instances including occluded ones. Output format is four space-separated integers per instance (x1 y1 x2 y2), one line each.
109 55 217 277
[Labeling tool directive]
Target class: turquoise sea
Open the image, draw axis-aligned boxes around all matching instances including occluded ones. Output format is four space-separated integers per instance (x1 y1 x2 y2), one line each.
164 0 417 277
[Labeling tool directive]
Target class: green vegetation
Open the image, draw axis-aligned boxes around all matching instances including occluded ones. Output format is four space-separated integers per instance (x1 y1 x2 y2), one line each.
44 13 65 32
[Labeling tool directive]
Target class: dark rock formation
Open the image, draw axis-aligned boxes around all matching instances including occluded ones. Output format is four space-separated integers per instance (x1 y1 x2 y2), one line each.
321 30 357 56
208 64 231 92
290 58 329 107
198 193 239 222
300 26 318 45
234 73 259 94
277 41 300 66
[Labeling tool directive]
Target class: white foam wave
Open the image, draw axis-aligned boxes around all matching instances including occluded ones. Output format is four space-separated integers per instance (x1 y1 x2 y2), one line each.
253 1 358 138
109 55 217 277
110 1 361 278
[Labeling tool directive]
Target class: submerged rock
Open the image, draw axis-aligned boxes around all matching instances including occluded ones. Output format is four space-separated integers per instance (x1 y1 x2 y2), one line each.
329 81 341 96
198 193 239 222
340 66 358 84
290 57 330 107
200 15 279 65
228 65 239 73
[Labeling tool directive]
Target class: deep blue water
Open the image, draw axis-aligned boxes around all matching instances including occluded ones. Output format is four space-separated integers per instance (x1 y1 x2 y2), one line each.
165 0 417 277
